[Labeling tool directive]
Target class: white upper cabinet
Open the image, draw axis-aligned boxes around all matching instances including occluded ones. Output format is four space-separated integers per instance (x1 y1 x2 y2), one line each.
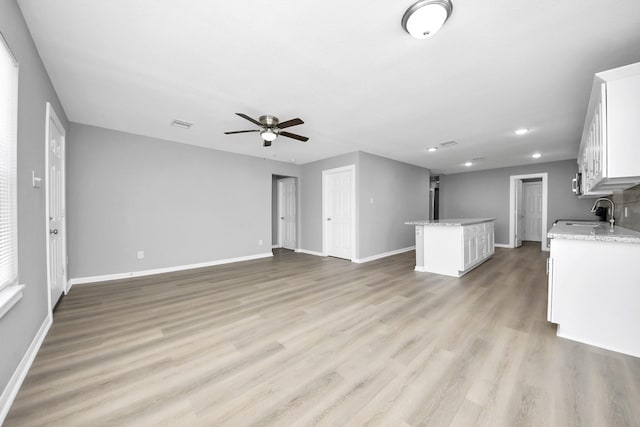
579 62 640 195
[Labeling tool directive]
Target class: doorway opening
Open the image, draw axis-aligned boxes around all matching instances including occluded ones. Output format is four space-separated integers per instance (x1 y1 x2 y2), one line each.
509 173 548 251
272 174 298 252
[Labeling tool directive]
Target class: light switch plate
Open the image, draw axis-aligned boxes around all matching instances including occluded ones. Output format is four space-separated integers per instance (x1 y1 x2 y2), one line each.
32 171 42 188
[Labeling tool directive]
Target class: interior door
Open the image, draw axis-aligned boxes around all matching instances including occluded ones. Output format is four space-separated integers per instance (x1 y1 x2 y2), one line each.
278 178 297 250
515 179 523 248
323 167 353 260
523 182 542 241
46 103 67 309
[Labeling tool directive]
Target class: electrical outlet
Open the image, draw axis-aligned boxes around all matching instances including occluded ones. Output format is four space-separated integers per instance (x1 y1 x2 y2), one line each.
137 250 144 259
258 240 263 246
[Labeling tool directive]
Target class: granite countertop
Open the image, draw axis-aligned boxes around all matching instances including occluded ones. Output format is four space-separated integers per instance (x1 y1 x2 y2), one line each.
548 221 640 244
405 218 495 226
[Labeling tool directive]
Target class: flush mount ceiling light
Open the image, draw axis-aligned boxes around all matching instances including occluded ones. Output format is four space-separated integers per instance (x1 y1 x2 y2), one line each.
515 128 529 136
427 147 438 152
464 161 472 167
402 0 453 39
532 152 542 159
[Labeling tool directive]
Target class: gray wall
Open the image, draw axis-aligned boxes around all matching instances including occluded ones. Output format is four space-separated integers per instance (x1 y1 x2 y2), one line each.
299 152 359 254
612 184 640 232
440 159 595 245
0 0 69 398
299 151 430 259
67 123 300 278
358 152 429 259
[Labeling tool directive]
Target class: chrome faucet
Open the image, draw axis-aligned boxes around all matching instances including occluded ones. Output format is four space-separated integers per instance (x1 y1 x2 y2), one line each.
591 197 615 230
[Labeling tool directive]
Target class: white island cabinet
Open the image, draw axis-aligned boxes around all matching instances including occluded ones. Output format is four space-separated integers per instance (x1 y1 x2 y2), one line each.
547 221 640 358
405 219 495 277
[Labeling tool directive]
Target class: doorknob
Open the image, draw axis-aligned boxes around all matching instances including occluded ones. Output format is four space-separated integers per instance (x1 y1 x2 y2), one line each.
50 229 59 235
327 218 332 221
280 217 284 220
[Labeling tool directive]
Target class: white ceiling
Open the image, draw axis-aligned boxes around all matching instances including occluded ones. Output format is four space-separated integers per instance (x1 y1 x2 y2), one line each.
17 0 640 173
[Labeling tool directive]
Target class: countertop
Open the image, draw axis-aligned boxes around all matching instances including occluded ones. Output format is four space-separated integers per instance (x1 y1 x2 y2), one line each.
405 218 495 227
548 221 640 244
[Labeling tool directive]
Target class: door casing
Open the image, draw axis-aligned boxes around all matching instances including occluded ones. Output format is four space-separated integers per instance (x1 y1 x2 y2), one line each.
509 173 548 251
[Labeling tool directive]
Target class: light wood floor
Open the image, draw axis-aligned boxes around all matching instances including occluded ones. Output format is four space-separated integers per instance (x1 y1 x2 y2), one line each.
5 243 640 426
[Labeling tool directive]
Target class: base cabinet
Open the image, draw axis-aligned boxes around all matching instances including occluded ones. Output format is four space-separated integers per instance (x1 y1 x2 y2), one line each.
547 238 640 358
415 221 495 277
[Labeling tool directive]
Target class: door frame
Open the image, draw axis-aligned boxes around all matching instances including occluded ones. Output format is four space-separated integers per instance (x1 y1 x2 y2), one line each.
45 102 68 311
277 177 297 250
322 165 356 260
509 172 548 251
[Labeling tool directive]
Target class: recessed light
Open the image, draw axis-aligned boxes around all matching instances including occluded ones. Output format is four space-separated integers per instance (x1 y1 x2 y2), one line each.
515 128 529 136
290 158 296 162
464 161 472 167
532 152 542 159
171 119 193 129
427 147 438 152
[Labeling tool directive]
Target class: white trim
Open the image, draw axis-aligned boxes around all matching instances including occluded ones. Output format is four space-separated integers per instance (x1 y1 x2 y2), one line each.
0 284 24 319
277 180 283 248
322 164 357 261
352 246 415 264
271 244 278 249
0 313 52 425
494 243 512 248
509 173 549 251
68 252 273 287
295 248 326 257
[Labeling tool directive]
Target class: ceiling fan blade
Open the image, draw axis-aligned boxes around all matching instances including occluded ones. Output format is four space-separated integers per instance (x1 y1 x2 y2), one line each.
277 118 304 129
224 130 260 135
235 113 262 126
280 131 309 142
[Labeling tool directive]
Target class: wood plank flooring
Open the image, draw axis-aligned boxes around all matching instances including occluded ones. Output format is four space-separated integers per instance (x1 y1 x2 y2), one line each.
5 243 640 426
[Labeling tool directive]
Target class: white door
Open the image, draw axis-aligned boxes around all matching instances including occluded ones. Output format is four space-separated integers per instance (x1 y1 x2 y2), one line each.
46 103 67 309
278 178 297 250
323 166 355 260
523 182 542 241
515 179 524 248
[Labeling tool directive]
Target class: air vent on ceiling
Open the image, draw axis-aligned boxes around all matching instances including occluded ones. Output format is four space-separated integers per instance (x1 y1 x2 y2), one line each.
171 119 193 129
471 157 484 161
440 140 458 147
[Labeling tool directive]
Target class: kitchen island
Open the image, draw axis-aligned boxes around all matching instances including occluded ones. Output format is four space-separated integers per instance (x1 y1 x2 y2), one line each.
405 218 495 277
547 221 640 357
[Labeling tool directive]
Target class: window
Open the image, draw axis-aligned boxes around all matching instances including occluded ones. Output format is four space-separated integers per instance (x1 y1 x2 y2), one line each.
0 32 22 318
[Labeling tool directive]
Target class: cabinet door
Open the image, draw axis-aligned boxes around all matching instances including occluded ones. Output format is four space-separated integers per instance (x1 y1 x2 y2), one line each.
547 255 555 322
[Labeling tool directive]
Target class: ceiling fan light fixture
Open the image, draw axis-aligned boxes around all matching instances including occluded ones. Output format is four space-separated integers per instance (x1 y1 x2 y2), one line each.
402 0 453 39
260 129 278 142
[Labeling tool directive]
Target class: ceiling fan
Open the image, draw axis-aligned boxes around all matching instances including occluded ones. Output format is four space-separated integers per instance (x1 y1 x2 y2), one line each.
224 113 309 147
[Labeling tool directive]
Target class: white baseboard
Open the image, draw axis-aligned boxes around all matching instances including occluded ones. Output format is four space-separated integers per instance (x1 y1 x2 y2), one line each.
294 248 325 257
352 246 415 264
68 252 274 287
271 245 278 249
0 313 52 424
494 243 512 248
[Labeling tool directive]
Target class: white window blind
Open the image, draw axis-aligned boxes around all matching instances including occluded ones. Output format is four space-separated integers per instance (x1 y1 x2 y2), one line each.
0 33 18 293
